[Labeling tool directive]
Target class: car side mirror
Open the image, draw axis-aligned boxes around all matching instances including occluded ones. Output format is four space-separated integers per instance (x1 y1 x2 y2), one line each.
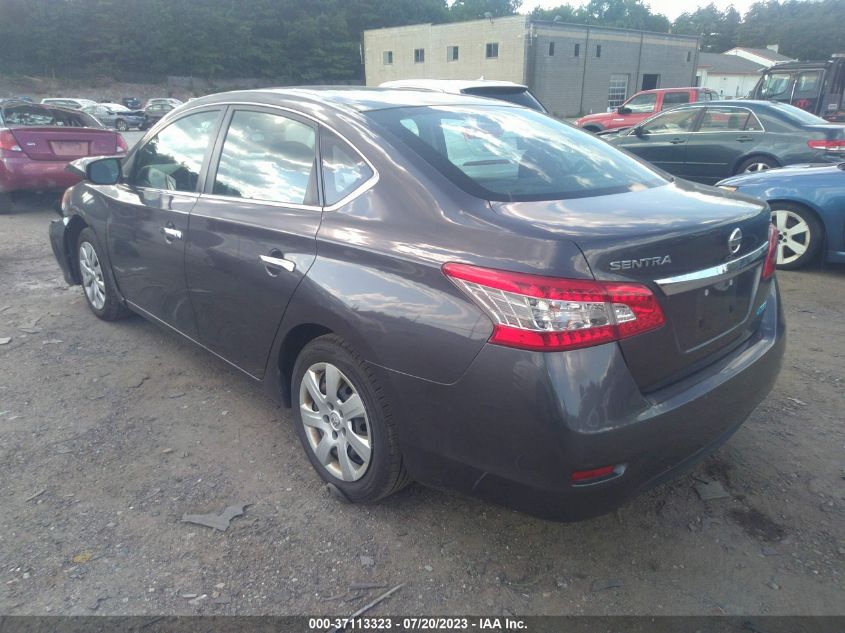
87 157 122 185
617 106 632 115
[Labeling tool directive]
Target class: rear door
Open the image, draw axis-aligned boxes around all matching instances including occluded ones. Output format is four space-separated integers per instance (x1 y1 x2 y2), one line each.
615 107 701 177
185 107 328 377
659 90 692 111
684 106 765 183
106 107 222 337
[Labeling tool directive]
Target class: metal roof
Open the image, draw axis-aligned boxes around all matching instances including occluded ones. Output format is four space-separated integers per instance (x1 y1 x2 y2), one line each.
697 52 766 75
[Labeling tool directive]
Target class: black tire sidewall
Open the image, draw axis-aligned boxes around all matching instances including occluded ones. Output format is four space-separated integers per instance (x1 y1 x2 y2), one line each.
771 203 823 270
116 119 127 131
291 337 395 503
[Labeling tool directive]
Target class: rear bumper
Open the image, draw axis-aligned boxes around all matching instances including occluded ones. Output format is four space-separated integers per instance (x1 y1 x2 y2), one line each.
0 155 81 193
374 279 785 521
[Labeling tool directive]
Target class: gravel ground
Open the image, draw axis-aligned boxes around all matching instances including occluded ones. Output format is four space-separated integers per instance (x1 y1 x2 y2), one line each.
0 200 843 617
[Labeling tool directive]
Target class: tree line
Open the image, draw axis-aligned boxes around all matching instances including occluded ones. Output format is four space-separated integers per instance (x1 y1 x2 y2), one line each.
0 0 841 85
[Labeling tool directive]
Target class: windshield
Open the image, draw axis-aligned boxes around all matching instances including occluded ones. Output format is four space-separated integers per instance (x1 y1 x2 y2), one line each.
460 87 546 113
0 103 102 128
368 105 667 202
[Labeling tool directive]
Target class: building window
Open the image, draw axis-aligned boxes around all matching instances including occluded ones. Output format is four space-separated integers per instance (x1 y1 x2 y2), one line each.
414 48 425 63
574 43 580 57
608 74 629 109
447 45 459 62
383 51 393 65
548 42 555 56
596 44 602 58
486 42 499 59
687 51 692 62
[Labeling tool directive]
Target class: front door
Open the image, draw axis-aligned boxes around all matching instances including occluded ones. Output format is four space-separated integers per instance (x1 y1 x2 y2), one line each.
106 108 222 337
185 107 324 377
617 107 701 178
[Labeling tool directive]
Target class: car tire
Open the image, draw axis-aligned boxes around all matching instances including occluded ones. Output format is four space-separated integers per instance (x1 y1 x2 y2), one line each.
770 202 824 270
76 227 130 321
292 334 411 503
736 155 779 174
115 119 128 131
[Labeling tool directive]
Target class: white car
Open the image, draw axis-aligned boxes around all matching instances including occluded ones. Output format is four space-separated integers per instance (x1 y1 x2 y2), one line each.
40 98 98 110
378 79 546 112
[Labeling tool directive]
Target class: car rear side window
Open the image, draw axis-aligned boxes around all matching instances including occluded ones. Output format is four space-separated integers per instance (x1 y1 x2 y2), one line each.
698 107 754 132
661 92 690 109
212 110 318 205
369 105 666 202
320 128 373 206
130 110 219 192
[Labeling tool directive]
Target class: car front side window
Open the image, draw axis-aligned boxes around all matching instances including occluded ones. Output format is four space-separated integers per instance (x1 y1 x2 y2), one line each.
212 110 318 205
130 110 219 192
624 93 657 113
640 108 700 134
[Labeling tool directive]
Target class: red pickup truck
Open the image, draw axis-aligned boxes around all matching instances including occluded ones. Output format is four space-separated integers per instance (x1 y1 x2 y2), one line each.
575 87 719 132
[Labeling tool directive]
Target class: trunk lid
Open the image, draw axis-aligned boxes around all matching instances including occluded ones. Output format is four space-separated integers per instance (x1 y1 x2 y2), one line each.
491 180 773 391
9 126 118 161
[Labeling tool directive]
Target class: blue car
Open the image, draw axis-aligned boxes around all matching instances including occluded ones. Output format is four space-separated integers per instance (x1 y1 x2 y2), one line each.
718 162 845 269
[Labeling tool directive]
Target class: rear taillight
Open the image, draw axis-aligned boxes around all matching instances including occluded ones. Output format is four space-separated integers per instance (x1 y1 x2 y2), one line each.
0 129 22 156
116 135 128 154
442 263 665 352
762 223 779 280
807 139 845 153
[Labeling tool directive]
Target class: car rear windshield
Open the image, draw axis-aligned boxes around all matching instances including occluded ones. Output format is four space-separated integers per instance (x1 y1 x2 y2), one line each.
460 87 546 112
769 102 829 125
0 103 102 128
368 105 667 202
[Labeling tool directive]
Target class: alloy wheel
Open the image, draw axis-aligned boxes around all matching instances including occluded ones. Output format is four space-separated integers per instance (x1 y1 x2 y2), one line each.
79 241 106 310
299 362 371 482
772 209 810 265
744 162 772 173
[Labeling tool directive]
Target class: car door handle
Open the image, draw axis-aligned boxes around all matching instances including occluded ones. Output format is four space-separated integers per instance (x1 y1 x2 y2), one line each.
260 253 295 274
735 136 754 142
161 226 182 241
669 137 686 144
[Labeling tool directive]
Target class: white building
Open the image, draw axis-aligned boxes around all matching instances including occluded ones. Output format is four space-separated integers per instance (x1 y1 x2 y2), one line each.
723 46 793 67
696 52 766 99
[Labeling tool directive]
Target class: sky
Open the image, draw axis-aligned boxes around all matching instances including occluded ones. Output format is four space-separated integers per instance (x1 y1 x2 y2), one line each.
520 0 756 21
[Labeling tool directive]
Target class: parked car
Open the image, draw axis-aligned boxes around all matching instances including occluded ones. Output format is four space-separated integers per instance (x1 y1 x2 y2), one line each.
49 88 784 520
82 103 146 131
718 162 845 269
40 98 98 110
609 100 845 184
379 79 546 112
750 53 845 123
122 97 142 109
0 101 127 209
144 98 182 109
141 102 178 129
575 88 719 133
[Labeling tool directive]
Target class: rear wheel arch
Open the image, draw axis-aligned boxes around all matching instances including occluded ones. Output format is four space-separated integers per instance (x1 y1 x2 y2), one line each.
582 124 603 133
277 323 334 407
734 153 780 175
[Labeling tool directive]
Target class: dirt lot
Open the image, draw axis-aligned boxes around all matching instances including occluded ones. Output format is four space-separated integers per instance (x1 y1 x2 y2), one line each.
0 201 843 617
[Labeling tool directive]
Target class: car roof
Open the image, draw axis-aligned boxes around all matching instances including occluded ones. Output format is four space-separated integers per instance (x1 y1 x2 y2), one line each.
634 87 711 95
185 86 517 114
379 79 530 92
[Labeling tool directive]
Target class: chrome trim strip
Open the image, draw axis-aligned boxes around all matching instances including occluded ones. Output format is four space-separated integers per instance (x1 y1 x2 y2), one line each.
199 193 321 212
166 99 380 212
655 242 768 296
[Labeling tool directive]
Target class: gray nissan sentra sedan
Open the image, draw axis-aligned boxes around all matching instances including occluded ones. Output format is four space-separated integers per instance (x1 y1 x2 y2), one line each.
49 88 785 521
